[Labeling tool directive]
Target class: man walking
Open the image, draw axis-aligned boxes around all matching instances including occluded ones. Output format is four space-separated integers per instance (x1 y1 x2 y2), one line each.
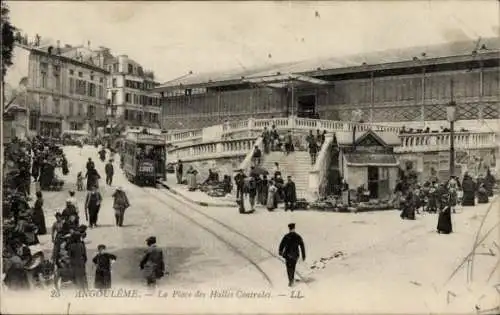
85 186 102 228
247 176 258 212
105 159 114 186
112 187 130 227
140 236 166 288
279 223 306 287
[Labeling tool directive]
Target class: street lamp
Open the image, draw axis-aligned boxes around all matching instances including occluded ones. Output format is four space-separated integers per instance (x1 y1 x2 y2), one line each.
446 79 457 178
351 109 363 150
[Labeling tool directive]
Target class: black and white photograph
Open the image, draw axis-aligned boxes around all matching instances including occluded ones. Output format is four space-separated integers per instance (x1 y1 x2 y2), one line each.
1 1 499 314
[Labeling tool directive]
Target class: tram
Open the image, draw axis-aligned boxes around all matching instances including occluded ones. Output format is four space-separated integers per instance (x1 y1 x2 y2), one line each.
121 132 167 186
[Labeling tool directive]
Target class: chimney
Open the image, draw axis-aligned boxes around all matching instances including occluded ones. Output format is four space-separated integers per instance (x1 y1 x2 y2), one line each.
48 46 53 55
87 40 91 48
56 40 61 54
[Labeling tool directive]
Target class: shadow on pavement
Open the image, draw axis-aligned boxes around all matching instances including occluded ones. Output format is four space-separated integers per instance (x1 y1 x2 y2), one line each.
85 246 197 287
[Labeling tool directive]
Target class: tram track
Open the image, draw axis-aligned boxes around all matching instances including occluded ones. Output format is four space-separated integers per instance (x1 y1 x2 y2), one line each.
140 185 281 288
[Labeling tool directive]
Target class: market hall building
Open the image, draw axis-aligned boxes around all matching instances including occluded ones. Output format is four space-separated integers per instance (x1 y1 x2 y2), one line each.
155 38 499 131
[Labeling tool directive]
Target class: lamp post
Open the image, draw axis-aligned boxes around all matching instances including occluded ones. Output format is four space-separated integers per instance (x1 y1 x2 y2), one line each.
351 109 363 150
446 79 457 178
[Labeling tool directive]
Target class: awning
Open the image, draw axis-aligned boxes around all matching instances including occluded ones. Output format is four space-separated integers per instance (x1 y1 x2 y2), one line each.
344 153 399 166
4 104 26 113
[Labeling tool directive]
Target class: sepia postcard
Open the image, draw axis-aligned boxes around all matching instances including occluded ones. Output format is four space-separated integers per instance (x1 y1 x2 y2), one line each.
1 1 499 314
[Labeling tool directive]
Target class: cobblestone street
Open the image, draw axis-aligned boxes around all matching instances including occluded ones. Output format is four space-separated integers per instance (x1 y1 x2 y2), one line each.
4 145 498 314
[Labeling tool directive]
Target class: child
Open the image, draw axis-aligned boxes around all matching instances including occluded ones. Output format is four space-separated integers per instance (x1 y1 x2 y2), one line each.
92 244 117 289
77 172 84 191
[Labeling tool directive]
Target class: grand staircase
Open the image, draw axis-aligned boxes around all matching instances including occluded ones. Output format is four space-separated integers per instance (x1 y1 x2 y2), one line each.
260 151 312 199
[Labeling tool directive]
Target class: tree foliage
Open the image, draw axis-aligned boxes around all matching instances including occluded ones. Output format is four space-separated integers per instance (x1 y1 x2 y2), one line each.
1 3 17 79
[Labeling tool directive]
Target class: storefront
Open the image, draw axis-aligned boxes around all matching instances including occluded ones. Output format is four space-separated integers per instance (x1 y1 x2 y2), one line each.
337 130 400 200
39 115 62 137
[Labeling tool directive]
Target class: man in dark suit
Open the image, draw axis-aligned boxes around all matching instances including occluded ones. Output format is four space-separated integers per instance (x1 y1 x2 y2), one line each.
283 176 297 211
140 236 166 287
105 159 114 186
279 223 306 287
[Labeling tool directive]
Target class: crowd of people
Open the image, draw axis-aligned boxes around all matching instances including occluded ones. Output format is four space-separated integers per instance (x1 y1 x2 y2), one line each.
234 163 298 213
393 168 496 234
257 126 327 165
399 125 470 134
2 136 70 290
2 138 166 292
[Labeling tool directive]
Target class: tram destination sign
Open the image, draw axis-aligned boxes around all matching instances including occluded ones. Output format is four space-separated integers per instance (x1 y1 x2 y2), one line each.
126 132 166 144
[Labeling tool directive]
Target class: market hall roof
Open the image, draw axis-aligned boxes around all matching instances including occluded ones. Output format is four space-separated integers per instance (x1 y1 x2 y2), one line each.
154 37 500 92
243 74 331 88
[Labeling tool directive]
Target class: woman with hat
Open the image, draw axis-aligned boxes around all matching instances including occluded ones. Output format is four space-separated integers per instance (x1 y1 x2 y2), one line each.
92 244 117 289
32 191 47 235
437 193 453 234
67 232 88 290
112 187 130 227
140 236 165 287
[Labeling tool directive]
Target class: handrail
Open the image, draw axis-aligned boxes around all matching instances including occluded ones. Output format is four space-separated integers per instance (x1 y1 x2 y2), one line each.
238 137 263 172
308 137 334 200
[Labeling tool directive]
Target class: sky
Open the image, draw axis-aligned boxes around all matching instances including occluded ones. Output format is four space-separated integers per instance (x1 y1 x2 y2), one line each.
7 1 499 83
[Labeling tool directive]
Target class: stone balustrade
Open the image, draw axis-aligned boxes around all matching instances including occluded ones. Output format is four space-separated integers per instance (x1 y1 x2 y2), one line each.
169 137 255 162
166 116 403 145
395 132 498 153
165 116 497 159
165 129 203 144
226 116 402 135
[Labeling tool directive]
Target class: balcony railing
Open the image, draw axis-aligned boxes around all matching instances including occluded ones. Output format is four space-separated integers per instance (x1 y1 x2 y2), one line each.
395 132 498 153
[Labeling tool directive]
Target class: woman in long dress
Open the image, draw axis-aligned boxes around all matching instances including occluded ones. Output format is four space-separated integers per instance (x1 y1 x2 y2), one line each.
258 175 269 205
461 173 476 206
266 181 278 211
447 177 458 213
437 194 453 234
32 191 47 235
400 190 416 220
477 183 489 204
187 167 198 191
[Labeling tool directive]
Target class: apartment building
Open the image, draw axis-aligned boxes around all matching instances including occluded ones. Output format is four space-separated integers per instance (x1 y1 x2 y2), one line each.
104 53 161 129
4 42 109 137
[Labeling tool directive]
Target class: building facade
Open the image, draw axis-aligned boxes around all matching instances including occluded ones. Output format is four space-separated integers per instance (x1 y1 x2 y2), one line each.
155 38 500 130
4 42 109 137
104 53 161 129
